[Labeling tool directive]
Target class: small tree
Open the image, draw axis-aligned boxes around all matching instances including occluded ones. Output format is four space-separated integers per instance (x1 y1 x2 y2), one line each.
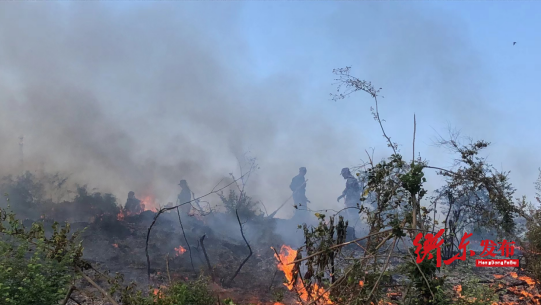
278 67 520 304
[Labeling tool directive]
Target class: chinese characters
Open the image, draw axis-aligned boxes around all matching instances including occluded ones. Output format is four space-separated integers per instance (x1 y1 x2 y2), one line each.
412 229 516 267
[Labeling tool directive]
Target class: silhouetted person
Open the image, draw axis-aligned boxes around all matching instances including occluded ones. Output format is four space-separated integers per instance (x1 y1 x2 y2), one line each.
125 191 143 215
290 167 310 223
337 168 361 226
290 167 310 208
178 180 192 215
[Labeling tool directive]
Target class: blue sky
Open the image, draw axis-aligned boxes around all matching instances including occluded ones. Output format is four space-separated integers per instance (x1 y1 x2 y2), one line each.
0 1 539 218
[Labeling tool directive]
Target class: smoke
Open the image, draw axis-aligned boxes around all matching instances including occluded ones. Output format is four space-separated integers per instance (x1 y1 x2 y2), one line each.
0 2 536 222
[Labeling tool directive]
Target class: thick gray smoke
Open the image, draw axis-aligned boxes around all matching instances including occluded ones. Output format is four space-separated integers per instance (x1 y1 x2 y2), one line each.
0 2 536 221
0 3 361 217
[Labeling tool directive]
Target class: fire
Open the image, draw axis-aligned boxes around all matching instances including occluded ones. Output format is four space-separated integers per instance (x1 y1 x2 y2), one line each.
141 195 159 212
492 272 541 305
112 243 119 248
273 245 333 304
175 245 187 256
117 194 159 221
359 280 364 287
454 285 462 295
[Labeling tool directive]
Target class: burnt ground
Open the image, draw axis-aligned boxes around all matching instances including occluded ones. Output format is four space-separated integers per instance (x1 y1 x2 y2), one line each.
65 210 304 304
26 210 540 305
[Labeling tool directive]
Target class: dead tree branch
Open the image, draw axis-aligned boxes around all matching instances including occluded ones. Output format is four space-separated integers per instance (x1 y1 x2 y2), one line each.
76 267 120 305
61 285 76 305
199 234 215 282
226 209 253 287
331 67 397 154
176 203 195 272
69 297 83 305
165 254 172 284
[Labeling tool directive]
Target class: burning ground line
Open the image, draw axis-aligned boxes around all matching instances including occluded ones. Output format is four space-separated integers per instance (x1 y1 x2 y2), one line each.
145 172 249 282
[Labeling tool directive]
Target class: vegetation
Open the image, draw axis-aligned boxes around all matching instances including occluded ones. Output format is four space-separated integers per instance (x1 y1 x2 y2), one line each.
2 68 541 305
273 67 541 305
0 202 229 305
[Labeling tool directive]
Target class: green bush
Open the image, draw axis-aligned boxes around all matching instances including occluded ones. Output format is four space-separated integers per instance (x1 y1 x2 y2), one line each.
0 239 74 305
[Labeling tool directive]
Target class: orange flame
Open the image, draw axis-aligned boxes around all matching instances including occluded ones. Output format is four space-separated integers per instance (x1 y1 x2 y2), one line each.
492 272 541 305
454 285 462 296
175 245 187 256
273 245 333 304
141 195 159 212
117 194 159 221
359 280 364 287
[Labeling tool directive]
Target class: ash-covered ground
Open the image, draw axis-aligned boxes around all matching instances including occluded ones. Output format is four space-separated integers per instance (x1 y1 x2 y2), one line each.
64 209 306 304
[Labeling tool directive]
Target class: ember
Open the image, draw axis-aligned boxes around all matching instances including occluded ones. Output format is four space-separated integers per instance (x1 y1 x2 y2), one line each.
112 243 119 248
174 245 187 256
117 211 125 221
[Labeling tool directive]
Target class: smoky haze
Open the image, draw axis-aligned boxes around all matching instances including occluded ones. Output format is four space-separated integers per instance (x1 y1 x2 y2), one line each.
0 3 361 217
0 2 536 220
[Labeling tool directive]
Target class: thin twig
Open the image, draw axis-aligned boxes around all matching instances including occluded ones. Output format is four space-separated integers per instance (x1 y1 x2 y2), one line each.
374 95 397 155
226 209 253 287
268 179 309 218
200 234 215 282
69 296 83 305
366 237 397 301
290 229 393 265
176 203 195 272
76 267 120 305
413 113 416 163
291 224 417 265
307 262 357 305
165 254 172 284
61 285 76 305
401 238 435 300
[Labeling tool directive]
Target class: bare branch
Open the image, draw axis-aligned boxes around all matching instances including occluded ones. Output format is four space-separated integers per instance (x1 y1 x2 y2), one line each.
145 173 247 281
225 209 253 287
176 204 195 272
199 234 215 282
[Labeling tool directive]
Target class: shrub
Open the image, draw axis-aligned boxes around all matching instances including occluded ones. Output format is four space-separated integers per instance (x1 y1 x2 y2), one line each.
0 239 74 305
0 203 81 305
